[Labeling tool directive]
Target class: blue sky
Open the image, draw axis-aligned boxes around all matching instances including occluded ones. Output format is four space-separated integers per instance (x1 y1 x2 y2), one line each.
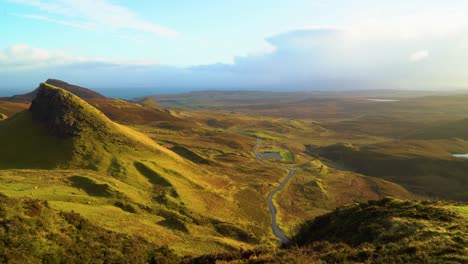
1 0 468 96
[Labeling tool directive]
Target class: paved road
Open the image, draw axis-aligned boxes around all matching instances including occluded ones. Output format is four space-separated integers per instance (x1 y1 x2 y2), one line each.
253 138 295 245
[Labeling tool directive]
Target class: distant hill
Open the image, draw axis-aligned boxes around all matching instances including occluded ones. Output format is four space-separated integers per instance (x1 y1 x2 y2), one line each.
315 140 468 201
139 97 165 111
406 117 468 140
8 79 105 102
1 79 193 131
0 100 29 117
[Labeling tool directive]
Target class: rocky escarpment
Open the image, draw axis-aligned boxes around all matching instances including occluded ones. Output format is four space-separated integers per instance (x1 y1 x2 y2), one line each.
29 83 113 138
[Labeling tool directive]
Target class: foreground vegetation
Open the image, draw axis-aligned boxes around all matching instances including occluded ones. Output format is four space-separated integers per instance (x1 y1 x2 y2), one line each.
0 193 180 263
191 197 468 263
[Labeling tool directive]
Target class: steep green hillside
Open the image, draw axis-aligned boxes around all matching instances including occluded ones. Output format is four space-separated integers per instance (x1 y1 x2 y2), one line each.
0 82 182 171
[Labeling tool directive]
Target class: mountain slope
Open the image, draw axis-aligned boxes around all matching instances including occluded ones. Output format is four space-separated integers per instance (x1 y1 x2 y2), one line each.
315 141 468 201
0 82 180 170
407 117 468 140
2 79 193 130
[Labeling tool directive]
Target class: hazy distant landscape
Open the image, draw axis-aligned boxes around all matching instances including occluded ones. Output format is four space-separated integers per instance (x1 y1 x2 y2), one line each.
0 79 466 263
1 1 468 263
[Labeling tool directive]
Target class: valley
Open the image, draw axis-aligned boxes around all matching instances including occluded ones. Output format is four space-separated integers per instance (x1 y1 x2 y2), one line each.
0 80 466 262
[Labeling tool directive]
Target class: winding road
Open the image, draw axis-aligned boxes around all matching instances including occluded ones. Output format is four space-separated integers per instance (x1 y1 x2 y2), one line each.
254 138 295 245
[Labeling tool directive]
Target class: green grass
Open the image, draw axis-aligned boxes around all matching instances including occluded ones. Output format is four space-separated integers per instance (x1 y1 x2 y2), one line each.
170 145 210 164
241 130 278 140
68 175 114 197
0 193 180 263
0 112 74 169
260 149 294 162
449 205 468 215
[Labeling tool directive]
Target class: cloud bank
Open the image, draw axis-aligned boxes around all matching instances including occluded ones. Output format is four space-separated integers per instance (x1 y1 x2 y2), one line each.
1 12 468 95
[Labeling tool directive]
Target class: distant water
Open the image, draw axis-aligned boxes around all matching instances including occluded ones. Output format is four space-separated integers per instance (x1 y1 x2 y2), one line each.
453 153 468 158
366 99 400 102
94 88 193 100
262 152 283 160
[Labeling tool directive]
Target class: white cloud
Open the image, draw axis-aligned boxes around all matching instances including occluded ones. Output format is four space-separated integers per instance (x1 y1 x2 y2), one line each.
0 44 158 71
409 50 429 62
9 0 178 37
16 14 94 29
0 44 80 71
344 14 468 42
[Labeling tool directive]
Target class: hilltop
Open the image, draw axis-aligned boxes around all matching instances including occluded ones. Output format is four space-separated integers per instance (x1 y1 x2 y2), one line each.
7 79 105 102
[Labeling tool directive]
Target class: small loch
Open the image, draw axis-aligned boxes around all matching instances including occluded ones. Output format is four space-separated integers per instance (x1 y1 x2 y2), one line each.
366 99 400 102
453 153 468 158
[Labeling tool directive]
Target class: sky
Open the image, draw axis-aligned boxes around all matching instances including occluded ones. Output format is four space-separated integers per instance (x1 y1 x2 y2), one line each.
1 0 468 97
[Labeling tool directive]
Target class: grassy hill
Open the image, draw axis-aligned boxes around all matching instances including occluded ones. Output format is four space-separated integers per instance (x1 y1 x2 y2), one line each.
190 197 467 263
407 117 468 140
0 83 280 254
1 79 193 131
0 82 179 170
292 197 467 263
315 140 468 201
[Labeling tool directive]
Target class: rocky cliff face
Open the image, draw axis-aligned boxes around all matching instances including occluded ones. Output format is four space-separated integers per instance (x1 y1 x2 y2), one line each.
29 83 111 138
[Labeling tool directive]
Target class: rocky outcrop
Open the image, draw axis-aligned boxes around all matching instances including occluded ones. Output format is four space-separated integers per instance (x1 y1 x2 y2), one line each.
29 83 111 138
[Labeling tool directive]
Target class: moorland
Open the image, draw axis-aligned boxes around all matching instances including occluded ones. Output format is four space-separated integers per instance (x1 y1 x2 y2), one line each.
0 80 466 263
